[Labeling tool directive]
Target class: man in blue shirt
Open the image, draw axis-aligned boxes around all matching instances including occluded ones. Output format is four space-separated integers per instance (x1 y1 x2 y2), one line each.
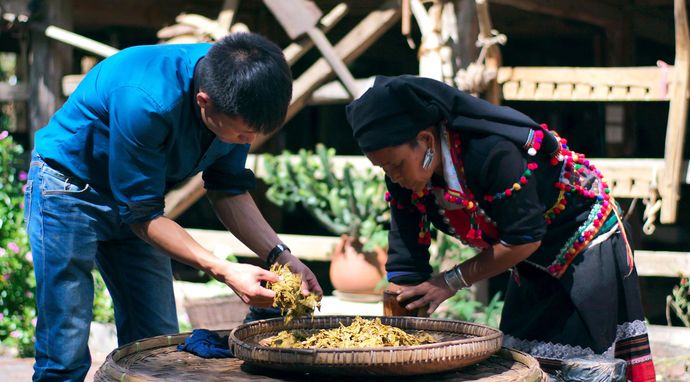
25 32 322 381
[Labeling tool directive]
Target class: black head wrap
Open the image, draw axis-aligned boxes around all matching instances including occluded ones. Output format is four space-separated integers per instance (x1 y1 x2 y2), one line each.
345 75 559 156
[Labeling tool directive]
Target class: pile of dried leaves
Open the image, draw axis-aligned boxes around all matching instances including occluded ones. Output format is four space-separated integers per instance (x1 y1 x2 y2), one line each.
267 263 321 324
261 316 436 349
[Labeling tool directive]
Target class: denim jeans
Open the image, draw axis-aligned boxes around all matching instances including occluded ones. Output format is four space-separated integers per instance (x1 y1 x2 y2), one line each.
25 152 179 382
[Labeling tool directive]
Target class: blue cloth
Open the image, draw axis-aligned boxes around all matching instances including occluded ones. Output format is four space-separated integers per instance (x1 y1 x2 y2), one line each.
177 329 233 358
25 154 179 382
34 43 255 224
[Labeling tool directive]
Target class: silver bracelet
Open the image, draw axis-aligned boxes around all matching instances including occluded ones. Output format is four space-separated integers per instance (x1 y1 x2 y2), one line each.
443 265 471 292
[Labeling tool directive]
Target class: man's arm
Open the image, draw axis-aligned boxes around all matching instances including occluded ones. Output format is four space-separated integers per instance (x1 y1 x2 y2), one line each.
207 190 323 296
129 217 279 306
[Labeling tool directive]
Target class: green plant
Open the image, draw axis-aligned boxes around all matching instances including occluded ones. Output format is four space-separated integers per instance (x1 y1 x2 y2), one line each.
262 143 389 251
0 131 115 357
0 130 35 356
666 275 690 327
430 233 504 327
92 271 115 324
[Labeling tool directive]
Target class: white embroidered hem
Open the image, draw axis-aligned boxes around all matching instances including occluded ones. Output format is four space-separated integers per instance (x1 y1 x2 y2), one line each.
503 320 648 360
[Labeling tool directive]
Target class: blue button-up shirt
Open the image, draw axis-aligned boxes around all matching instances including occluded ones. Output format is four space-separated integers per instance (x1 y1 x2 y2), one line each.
35 43 255 224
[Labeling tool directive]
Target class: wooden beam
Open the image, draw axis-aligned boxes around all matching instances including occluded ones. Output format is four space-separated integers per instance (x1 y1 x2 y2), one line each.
307 77 374 105
660 0 690 224
0 83 29 102
62 3 349 96
283 3 349 66
164 173 206 219
497 66 676 101
247 154 690 200
187 228 336 262
187 227 690 278
636 250 690 277
216 0 240 32
250 0 401 151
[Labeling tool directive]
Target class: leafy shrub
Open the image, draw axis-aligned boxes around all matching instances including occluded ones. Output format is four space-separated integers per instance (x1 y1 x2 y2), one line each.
263 144 389 251
667 275 690 327
0 131 116 357
0 130 35 356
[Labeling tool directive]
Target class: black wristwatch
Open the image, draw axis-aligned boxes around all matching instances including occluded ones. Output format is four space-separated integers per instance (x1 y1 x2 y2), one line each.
266 243 290 267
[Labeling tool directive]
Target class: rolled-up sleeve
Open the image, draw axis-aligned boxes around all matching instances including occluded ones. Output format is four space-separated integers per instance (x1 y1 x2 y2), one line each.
202 144 256 194
108 86 169 224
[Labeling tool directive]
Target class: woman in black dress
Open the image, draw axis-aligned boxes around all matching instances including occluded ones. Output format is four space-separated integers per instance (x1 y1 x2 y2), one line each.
345 75 655 381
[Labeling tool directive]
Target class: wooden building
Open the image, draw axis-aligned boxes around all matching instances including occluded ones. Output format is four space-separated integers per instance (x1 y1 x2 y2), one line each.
0 0 688 324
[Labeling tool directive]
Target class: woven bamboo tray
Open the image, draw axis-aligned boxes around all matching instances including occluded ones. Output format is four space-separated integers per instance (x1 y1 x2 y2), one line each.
230 315 503 376
184 295 249 330
94 330 544 381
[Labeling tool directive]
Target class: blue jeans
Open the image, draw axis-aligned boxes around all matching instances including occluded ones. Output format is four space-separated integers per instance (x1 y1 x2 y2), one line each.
25 153 179 382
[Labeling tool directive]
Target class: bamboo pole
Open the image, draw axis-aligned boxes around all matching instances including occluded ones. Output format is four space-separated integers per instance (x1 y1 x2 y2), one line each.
660 0 690 224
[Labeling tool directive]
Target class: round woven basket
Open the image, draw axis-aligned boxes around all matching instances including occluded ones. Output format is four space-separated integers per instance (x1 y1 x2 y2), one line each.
93 330 544 381
230 315 503 376
184 295 249 330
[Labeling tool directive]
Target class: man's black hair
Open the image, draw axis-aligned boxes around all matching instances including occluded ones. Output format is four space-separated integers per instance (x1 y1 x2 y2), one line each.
199 32 292 134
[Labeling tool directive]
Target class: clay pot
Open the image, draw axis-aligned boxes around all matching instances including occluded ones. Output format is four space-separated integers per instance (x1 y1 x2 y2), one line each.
328 235 387 298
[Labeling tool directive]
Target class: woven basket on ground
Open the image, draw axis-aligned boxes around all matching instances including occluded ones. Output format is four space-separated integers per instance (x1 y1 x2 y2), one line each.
93 329 544 381
184 295 249 330
230 315 504 376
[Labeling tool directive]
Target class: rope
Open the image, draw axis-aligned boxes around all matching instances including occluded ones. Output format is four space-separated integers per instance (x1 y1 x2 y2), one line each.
454 31 506 95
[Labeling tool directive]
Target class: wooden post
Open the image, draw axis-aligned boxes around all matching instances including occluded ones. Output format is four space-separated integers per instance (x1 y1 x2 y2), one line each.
660 0 690 224
475 0 502 104
217 0 240 32
29 0 73 140
457 0 479 71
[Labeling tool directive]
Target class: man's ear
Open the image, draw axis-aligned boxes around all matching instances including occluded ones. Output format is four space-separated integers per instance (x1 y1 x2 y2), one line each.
196 91 211 109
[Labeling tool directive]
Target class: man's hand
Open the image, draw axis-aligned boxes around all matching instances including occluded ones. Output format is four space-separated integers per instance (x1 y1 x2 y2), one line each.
210 261 279 307
276 252 324 297
395 274 455 315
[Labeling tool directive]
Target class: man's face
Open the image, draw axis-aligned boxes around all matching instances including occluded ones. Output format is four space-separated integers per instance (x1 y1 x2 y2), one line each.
197 92 257 144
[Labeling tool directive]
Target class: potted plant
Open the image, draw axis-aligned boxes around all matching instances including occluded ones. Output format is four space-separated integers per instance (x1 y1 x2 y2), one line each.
262 144 389 299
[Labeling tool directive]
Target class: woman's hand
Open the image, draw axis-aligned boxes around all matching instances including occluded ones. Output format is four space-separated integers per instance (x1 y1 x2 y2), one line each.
396 273 456 315
211 261 279 307
277 252 324 297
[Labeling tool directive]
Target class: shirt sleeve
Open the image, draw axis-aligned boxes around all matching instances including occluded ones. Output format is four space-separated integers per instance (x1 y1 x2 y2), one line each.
385 176 433 284
476 140 546 245
202 144 256 194
108 86 169 224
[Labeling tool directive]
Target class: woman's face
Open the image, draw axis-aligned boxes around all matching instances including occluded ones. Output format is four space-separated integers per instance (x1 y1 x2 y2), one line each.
366 129 439 193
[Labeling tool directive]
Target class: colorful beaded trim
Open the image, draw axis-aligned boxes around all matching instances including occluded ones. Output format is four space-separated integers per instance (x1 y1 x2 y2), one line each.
543 190 567 225
483 163 538 202
544 129 615 277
